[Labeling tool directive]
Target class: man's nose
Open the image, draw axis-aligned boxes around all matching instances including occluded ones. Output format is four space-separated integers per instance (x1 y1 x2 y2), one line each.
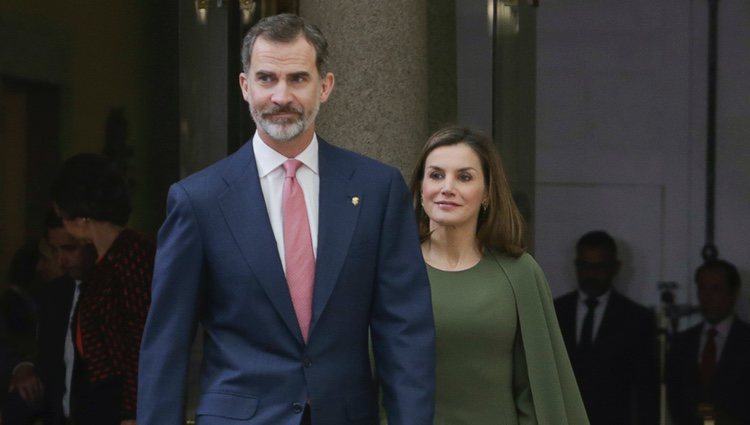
271 81 292 105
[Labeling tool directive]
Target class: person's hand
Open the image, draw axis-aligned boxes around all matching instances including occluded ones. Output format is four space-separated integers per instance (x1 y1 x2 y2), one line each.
120 420 136 425
8 364 44 402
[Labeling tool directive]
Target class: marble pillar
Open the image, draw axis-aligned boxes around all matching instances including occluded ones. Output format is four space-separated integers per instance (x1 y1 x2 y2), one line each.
300 1 429 178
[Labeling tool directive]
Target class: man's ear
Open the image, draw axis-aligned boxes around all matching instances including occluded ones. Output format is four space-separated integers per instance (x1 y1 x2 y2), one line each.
319 72 335 103
239 72 251 102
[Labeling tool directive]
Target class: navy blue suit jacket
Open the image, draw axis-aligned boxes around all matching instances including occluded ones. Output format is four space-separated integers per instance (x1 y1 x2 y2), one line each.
2 276 76 425
666 318 750 425
33 277 77 425
137 138 435 425
555 290 658 425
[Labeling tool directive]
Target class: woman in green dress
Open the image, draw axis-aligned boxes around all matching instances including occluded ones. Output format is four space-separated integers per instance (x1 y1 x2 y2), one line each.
409 127 589 424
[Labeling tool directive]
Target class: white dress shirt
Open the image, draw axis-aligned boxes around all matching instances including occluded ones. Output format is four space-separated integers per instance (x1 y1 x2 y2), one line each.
698 315 733 363
63 280 82 417
575 290 611 345
252 132 319 273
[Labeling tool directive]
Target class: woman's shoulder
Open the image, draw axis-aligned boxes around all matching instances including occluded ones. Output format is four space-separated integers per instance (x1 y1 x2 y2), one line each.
487 250 541 272
111 228 156 262
120 228 154 245
486 250 548 291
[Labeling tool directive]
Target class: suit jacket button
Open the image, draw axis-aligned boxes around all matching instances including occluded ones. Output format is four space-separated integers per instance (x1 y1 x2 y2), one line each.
303 358 312 368
293 403 304 414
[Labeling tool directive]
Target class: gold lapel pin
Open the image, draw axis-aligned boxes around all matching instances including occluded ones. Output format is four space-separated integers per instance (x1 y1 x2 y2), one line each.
351 196 360 206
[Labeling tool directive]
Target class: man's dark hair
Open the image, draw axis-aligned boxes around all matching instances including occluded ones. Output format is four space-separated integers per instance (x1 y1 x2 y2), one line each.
50 153 131 226
695 259 741 293
576 230 618 260
43 209 64 240
240 13 329 76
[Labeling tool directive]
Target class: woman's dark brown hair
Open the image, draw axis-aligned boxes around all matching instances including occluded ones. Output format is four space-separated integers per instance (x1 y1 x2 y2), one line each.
409 126 525 257
51 153 131 226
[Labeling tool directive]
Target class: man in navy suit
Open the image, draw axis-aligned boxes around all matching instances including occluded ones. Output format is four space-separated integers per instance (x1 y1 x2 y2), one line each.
137 13 435 425
667 260 750 425
3 213 96 425
554 230 658 425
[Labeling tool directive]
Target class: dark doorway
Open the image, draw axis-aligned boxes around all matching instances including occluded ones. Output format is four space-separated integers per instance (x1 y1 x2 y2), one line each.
0 76 61 262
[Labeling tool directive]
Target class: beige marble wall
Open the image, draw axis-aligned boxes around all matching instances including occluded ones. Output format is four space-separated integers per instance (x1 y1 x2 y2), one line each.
300 1 428 178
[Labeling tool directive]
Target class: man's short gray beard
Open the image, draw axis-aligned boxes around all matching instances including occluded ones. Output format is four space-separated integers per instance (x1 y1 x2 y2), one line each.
258 118 305 141
251 103 319 142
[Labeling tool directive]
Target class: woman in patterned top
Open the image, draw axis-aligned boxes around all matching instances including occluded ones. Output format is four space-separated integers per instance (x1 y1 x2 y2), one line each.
52 153 154 425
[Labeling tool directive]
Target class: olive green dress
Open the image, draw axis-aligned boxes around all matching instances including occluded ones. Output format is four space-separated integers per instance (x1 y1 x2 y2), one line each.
427 252 589 425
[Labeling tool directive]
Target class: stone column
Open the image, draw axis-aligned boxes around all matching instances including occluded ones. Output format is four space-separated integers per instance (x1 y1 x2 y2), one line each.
300 1 429 178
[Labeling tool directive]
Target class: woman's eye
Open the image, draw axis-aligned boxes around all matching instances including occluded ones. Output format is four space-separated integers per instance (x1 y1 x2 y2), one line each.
459 174 473 182
428 171 443 180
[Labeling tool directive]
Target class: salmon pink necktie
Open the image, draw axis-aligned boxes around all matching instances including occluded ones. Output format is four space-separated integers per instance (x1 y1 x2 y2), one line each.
282 159 315 342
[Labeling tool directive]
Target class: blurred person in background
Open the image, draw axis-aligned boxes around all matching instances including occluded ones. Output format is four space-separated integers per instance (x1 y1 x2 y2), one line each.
667 260 750 425
51 153 153 425
1 242 40 363
3 210 96 425
554 230 658 425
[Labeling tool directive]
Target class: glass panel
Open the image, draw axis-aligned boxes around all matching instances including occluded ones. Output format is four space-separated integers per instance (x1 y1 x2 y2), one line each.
492 0 537 249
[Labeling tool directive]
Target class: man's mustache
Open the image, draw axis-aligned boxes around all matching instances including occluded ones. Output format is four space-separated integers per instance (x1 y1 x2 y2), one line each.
261 105 303 116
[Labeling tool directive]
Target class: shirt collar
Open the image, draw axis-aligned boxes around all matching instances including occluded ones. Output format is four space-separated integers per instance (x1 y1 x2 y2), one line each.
703 315 734 336
252 131 320 178
578 289 611 305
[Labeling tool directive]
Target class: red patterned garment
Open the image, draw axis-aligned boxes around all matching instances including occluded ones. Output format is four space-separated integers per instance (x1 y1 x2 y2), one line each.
76 228 154 419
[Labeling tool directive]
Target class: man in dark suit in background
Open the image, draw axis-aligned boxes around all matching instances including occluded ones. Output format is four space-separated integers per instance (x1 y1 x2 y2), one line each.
667 259 750 425
137 13 435 425
554 230 658 425
3 212 96 425
0 316 20 412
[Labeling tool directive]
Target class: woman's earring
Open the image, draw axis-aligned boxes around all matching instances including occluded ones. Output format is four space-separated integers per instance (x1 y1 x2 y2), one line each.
481 200 488 212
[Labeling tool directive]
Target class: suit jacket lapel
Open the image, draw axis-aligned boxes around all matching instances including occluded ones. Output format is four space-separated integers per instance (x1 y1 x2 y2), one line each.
217 141 302 343
596 291 621 345
310 140 361 333
558 294 578 352
715 319 747 383
686 326 702 379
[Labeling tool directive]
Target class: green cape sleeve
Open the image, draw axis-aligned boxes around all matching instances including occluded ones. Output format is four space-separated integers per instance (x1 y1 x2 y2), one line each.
493 252 590 425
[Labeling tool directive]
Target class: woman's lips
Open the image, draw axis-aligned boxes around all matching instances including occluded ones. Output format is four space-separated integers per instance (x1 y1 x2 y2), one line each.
435 201 460 209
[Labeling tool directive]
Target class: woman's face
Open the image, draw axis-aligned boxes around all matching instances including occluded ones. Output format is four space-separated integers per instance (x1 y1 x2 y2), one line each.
421 143 487 232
